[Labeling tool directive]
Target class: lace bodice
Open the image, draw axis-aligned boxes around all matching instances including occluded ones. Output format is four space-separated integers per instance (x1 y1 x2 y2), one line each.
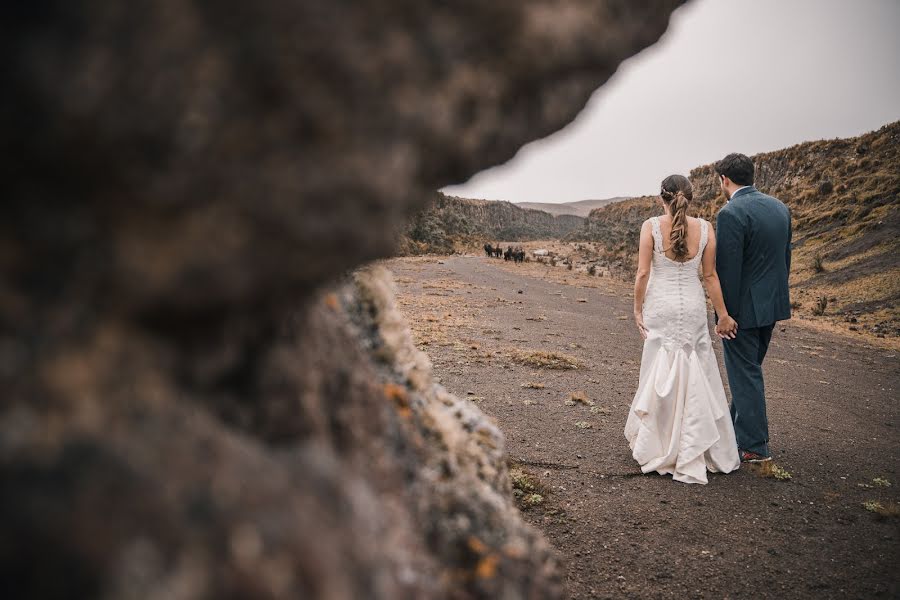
643 217 710 350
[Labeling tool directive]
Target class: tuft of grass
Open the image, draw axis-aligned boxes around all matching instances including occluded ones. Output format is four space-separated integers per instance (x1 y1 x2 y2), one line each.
522 493 544 507
770 464 793 481
574 420 593 430
588 264 597 276
509 468 536 493
568 391 595 407
812 253 826 273
508 465 551 510
749 461 792 480
862 500 900 518
812 296 828 316
872 476 892 488
511 349 582 370
521 382 545 389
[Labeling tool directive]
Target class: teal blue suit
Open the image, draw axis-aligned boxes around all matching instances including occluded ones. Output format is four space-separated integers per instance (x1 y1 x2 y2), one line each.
715 186 792 457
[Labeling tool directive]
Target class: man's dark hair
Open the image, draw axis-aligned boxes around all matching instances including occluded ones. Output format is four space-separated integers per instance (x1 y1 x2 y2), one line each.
715 153 754 186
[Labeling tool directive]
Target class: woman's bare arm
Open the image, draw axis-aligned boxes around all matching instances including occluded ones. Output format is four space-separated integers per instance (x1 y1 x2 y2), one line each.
633 220 653 338
700 222 737 338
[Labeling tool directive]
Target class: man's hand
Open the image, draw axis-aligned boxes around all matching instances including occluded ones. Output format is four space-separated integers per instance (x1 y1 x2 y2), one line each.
715 315 738 339
634 312 649 340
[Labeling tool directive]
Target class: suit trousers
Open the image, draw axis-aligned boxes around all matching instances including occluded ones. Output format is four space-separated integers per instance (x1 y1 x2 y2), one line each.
722 323 775 457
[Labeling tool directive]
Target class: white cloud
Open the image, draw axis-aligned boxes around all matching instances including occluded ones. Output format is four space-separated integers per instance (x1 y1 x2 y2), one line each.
443 0 900 202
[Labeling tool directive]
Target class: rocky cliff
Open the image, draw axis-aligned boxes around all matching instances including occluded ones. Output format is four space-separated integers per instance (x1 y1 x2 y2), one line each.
0 0 685 598
575 122 900 337
401 193 584 254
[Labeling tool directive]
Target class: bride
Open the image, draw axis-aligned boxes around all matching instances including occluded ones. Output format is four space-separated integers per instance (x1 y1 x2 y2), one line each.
624 174 741 484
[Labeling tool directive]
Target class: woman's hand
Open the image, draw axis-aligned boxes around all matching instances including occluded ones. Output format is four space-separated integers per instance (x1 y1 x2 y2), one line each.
634 312 649 340
715 314 738 339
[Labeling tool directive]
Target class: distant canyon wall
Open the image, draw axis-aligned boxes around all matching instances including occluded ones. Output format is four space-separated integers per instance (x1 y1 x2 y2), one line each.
401 193 584 254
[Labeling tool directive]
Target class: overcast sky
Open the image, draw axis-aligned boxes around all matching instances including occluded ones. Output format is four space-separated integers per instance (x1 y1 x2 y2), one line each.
443 0 900 203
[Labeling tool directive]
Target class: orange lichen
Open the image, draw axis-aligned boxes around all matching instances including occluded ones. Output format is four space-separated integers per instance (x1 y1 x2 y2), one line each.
466 535 487 554
384 382 408 404
383 382 412 418
323 293 339 310
475 554 499 579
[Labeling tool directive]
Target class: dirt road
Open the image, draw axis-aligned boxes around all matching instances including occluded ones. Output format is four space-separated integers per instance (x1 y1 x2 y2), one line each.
383 255 899 599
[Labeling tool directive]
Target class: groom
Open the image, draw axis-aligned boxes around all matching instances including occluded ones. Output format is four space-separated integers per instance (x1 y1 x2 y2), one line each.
713 153 792 463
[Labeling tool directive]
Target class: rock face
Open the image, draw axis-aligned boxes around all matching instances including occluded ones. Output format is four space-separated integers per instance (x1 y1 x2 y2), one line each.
1 1 685 597
401 192 585 254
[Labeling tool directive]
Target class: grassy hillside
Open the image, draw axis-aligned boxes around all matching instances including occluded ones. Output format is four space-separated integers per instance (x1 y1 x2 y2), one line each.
573 121 900 338
399 192 584 254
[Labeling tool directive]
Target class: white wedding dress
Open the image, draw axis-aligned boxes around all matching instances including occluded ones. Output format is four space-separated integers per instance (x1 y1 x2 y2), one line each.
624 217 740 484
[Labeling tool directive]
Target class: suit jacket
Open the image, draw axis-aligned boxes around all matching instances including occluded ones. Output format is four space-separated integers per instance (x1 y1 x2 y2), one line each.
715 186 792 329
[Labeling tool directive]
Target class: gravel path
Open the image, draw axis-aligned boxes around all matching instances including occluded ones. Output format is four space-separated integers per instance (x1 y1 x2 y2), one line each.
385 255 899 600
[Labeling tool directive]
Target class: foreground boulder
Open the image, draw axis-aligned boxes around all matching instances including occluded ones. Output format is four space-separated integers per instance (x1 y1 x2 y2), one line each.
1 1 684 597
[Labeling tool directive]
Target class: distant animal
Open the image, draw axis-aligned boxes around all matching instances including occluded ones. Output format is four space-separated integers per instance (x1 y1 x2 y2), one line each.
484 243 494 257
493 245 503 258
513 247 525 263
504 246 513 261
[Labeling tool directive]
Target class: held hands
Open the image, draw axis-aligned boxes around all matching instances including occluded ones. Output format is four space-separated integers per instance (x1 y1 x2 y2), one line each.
715 314 738 340
636 311 737 340
634 312 649 340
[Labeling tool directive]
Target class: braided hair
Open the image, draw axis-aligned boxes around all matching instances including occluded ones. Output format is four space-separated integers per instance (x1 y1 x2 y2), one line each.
659 174 693 260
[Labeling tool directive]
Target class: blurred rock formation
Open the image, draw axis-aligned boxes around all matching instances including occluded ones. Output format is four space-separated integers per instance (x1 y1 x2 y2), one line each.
1 1 684 597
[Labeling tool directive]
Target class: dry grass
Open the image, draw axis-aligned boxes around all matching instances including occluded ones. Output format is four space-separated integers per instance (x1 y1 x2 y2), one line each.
421 278 473 291
508 464 551 510
862 500 900 518
521 382 545 389
510 349 583 370
747 461 793 481
565 390 594 407
812 296 828 316
521 493 545 507
393 276 488 350
812 253 826 273
858 477 894 490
